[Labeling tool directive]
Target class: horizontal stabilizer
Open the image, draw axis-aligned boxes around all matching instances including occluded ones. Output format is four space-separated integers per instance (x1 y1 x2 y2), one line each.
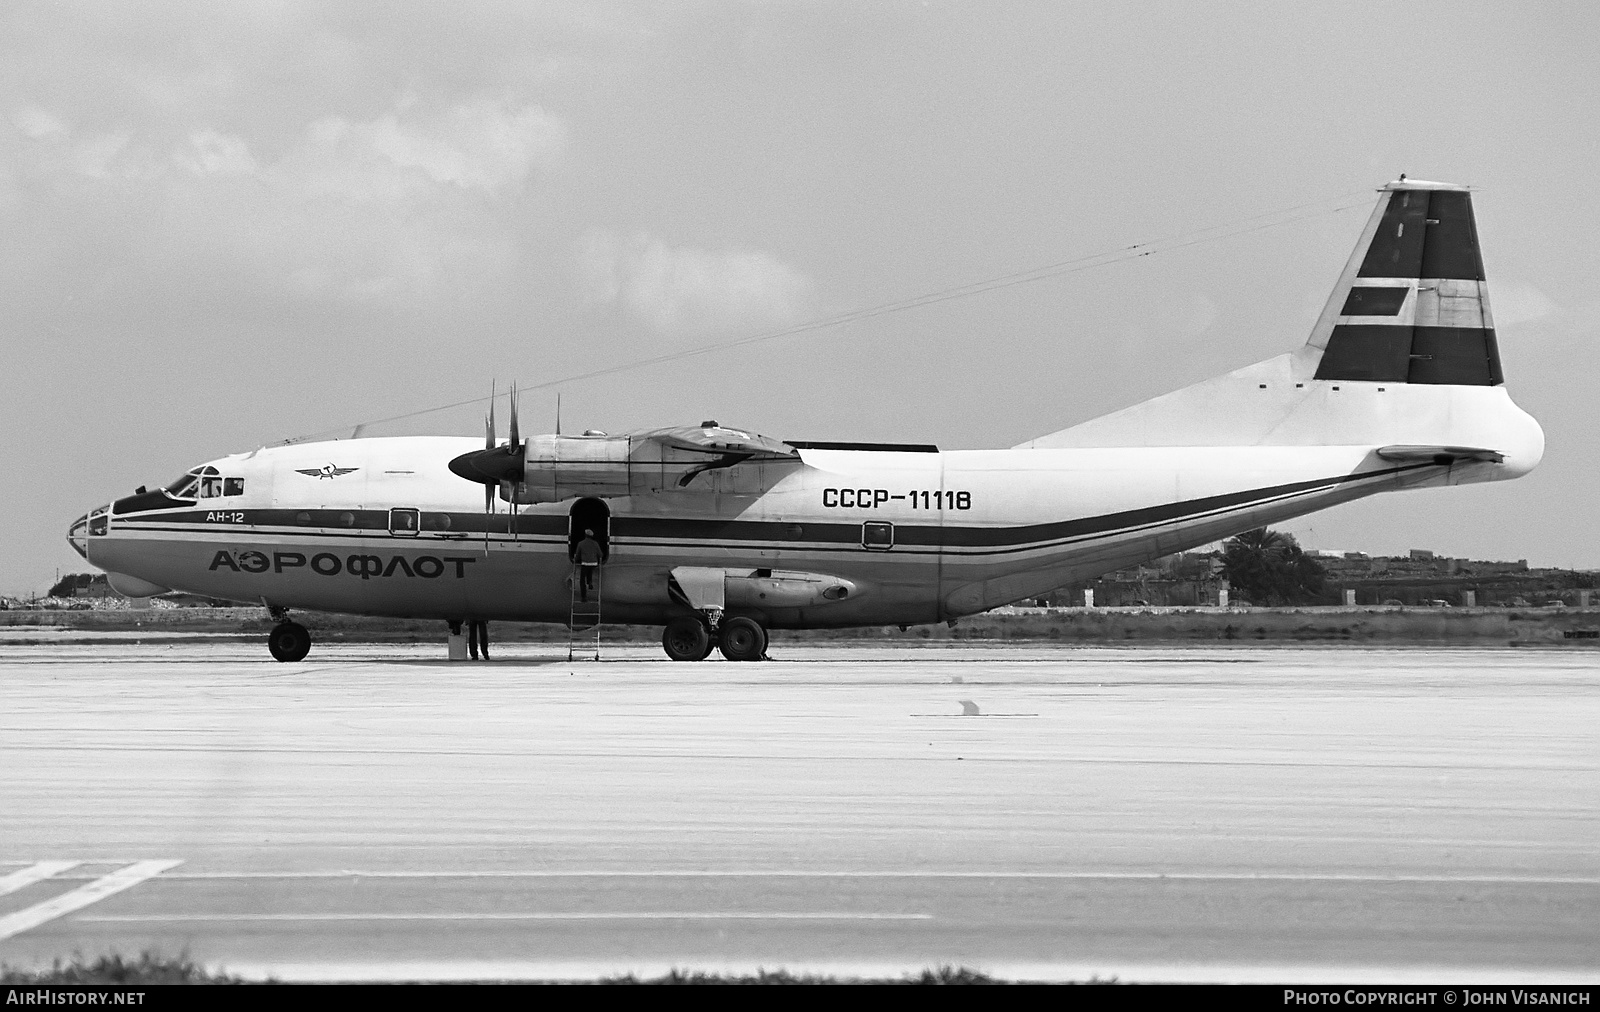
1376 444 1504 464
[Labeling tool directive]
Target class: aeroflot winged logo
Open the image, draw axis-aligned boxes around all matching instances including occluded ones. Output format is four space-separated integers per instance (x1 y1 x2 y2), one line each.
295 464 359 479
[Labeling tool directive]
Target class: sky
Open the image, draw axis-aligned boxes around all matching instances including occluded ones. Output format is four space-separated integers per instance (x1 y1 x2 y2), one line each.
3 0 1597 595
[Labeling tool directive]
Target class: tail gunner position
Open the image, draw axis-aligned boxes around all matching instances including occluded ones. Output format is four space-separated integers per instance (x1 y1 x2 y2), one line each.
69 180 1542 662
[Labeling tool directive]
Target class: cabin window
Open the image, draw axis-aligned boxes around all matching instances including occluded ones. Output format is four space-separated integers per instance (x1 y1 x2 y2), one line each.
389 508 420 536
861 521 894 550
199 476 224 498
224 477 245 496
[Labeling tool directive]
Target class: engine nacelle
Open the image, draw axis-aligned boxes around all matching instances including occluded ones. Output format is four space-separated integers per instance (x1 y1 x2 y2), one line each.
452 422 799 503
501 433 791 503
509 435 635 503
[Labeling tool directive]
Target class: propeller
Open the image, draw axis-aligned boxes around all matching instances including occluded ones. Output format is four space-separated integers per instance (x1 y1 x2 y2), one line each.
447 381 528 554
449 381 528 488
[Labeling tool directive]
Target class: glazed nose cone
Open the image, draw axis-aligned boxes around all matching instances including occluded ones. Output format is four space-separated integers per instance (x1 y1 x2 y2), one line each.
67 505 109 559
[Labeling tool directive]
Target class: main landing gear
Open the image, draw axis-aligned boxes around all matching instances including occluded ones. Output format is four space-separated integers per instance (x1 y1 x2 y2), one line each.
662 617 714 661
661 614 768 662
267 617 312 662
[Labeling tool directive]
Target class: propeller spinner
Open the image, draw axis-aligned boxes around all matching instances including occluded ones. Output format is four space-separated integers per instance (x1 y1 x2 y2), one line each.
449 381 527 491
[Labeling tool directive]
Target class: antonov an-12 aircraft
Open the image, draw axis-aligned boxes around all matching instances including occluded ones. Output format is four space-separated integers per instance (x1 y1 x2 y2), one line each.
69 179 1542 662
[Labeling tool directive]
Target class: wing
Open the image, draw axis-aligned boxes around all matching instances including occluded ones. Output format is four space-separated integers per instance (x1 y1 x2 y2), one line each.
331 467 360 476
293 468 322 477
635 423 799 459
633 423 799 489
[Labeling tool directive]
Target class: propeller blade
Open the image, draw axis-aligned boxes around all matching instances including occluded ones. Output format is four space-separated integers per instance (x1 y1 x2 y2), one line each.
486 379 497 450
509 383 520 449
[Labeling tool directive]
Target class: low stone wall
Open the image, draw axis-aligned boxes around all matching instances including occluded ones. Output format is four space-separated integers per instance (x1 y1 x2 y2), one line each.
839 607 1600 645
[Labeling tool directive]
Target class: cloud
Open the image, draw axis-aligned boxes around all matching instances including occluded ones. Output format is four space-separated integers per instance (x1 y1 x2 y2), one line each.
175 129 258 177
8 107 156 181
577 230 814 335
11 94 565 197
1491 280 1557 327
73 131 151 180
12 106 68 140
368 97 566 190
297 97 566 200
4 96 565 309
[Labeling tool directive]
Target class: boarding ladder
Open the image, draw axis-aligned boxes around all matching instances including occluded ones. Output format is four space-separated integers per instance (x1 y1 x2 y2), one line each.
567 563 602 661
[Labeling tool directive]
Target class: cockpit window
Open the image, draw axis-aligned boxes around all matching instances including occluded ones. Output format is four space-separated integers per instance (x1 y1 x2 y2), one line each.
164 474 199 498
164 466 225 499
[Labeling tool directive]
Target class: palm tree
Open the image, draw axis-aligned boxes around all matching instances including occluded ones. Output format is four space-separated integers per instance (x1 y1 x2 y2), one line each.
1219 528 1327 605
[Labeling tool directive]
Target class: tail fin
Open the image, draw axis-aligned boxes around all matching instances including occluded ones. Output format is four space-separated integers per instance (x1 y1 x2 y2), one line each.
1019 179 1531 452
1309 179 1502 386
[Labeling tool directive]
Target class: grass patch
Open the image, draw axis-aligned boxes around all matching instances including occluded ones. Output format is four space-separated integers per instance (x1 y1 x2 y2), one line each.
0 952 258 985
601 965 1003 984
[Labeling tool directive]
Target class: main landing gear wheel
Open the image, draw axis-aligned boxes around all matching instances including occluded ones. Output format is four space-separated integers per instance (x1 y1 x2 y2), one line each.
662 617 714 662
267 621 312 663
717 616 767 662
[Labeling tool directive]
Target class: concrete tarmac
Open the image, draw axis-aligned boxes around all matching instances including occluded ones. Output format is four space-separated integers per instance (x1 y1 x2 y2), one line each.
1 638 1595 982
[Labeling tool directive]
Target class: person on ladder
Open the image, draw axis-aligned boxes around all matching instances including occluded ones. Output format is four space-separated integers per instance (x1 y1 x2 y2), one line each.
575 529 603 602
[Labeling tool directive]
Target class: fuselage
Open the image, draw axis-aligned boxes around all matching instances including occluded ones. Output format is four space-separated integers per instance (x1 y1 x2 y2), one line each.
72 422 1534 628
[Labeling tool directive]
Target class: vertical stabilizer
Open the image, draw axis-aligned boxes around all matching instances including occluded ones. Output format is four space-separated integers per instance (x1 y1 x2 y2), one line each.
1309 179 1501 385
1019 179 1533 452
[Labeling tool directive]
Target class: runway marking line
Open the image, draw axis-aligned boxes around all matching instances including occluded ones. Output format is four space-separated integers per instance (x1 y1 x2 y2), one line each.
6 740 1591 773
0 861 79 898
145 870 1600 885
79 912 933 923
0 860 182 942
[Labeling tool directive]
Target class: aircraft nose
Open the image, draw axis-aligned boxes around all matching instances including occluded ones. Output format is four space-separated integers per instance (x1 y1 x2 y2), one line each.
67 505 109 559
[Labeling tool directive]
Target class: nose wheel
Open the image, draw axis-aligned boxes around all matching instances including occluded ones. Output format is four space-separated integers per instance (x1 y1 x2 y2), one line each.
267 621 312 662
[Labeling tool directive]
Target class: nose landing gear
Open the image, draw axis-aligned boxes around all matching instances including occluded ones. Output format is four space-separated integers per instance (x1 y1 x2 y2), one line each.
267 620 312 662
265 605 312 662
